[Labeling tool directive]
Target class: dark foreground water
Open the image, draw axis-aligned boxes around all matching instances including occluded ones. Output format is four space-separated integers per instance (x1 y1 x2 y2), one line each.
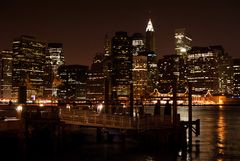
1 105 240 161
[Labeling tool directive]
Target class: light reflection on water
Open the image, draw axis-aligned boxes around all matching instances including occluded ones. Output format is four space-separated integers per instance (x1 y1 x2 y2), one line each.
217 111 225 155
178 105 240 161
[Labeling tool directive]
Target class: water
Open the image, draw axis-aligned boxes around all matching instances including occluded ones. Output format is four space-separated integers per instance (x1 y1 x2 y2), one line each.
178 105 240 161
1 105 240 161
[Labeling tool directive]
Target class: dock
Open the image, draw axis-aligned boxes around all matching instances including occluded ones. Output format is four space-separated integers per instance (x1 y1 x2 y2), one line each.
0 95 200 149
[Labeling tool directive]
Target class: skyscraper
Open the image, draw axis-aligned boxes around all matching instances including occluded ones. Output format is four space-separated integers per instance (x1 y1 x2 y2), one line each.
47 43 65 97
0 50 13 99
111 31 132 101
175 28 192 57
145 19 158 92
145 19 156 52
104 34 111 57
187 46 232 95
158 54 183 93
132 33 145 56
174 28 192 92
131 33 148 99
12 35 47 101
233 59 240 96
212 46 233 95
87 53 105 100
103 34 112 81
58 65 88 101
47 43 65 76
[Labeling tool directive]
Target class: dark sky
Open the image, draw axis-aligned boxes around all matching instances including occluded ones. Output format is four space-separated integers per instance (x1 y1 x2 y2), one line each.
0 0 239 66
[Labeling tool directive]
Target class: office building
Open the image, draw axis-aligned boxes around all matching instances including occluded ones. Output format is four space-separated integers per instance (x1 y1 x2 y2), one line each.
58 65 88 101
131 33 148 99
187 46 232 95
12 35 47 101
145 19 156 52
0 50 13 99
145 19 158 92
174 28 192 91
87 53 105 100
111 31 132 101
233 59 240 96
212 46 233 95
175 28 192 57
158 55 184 93
47 43 64 76
46 43 65 97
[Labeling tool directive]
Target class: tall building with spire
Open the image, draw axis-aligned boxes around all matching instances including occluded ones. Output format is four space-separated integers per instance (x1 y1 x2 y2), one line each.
145 19 156 52
145 19 158 92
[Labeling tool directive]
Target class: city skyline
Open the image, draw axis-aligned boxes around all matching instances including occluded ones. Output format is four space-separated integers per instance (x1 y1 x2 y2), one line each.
1 0 239 66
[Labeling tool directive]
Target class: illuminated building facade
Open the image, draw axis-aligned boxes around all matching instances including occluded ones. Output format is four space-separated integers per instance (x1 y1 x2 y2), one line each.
145 19 156 52
87 53 105 100
111 31 132 101
46 43 65 97
147 50 158 92
131 33 148 99
213 46 233 94
47 43 64 76
175 28 192 57
174 28 192 91
104 34 111 57
12 35 47 101
58 65 88 101
187 46 232 95
43 53 54 98
158 55 184 93
145 19 158 92
103 34 112 83
233 59 240 96
102 35 113 103
0 50 13 99
132 33 145 56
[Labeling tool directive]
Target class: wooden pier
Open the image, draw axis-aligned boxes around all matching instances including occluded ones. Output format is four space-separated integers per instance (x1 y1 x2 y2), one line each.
0 99 200 148
60 108 174 130
15 104 187 146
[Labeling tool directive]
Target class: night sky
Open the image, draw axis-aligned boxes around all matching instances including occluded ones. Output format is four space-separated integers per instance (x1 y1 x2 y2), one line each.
0 0 239 66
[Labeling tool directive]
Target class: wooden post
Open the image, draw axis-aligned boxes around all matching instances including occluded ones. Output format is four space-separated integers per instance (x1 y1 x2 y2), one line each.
104 78 109 113
188 82 192 148
130 82 134 117
173 77 177 127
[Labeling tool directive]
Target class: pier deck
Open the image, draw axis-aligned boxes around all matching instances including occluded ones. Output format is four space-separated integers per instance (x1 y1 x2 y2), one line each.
60 109 174 131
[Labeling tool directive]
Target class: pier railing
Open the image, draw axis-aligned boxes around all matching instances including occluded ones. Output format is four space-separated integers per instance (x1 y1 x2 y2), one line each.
59 109 173 131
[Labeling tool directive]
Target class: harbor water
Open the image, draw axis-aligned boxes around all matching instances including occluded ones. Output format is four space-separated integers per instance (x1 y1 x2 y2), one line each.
178 105 240 161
